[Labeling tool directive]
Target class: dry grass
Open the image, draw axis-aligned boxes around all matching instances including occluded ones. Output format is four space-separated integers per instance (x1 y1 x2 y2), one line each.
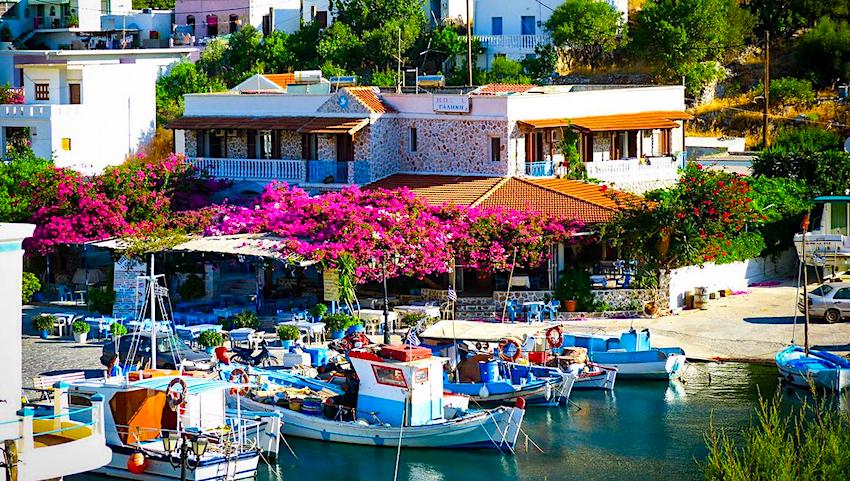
692 94 754 116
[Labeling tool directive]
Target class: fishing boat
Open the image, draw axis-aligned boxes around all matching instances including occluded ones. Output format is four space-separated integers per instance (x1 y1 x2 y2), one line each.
63 374 275 481
793 196 850 268
233 345 526 452
561 328 687 380
778 214 850 391
443 365 572 407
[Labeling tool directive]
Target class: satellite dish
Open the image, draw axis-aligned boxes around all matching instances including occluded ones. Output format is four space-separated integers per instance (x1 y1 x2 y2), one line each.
844 137 850 153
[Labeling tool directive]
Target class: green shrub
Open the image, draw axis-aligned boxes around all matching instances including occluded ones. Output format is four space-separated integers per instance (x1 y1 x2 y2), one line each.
22 272 41 304
324 313 359 332
555 268 596 311
31 314 55 331
71 320 90 334
87 287 116 315
277 325 301 341
198 329 224 348
109 322 128 337
178 274 205 300
770 77 815 106
795 16 850 86
400 312 429 328
309 303 328 319
223 310 259 330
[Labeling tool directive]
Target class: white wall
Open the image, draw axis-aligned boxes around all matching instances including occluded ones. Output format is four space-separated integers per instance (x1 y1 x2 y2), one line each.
472 0 560 35
506 85 687 121
0 223 35 443
668 249 797 311
183 92 332 117
273 0 301 33
301 0 330 24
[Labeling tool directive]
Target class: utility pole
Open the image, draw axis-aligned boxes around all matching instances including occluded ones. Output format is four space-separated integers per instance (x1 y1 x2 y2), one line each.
762 29 770 148
466 0 473 86
397 26 402 93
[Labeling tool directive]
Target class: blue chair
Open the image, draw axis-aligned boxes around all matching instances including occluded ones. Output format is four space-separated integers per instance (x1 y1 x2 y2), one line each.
505 300 519 323
57 285 72 302
545 300 561 321
526 304 543 323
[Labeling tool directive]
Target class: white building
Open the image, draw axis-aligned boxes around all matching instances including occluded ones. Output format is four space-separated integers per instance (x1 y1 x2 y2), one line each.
0 0 132 46
0 48 194 173
0 223 112 481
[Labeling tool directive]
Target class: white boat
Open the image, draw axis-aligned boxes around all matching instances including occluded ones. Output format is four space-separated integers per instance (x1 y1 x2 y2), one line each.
235 346 525 452
563 329 687 380
776 346 850 391
65 374 276 481
571 364 618 390
794 196 850 267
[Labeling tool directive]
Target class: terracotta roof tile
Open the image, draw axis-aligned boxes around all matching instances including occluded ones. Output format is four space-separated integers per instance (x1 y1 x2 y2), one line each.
519 111 693 131
475 84 536 95
345 87 396 113
365 174 633 224
263 73 297 90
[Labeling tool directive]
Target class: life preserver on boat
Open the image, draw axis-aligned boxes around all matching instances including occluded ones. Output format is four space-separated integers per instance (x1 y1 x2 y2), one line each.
127 451 147 474
165 378 187 411
498 337 522 362
228 368 250 396
546 326 563 349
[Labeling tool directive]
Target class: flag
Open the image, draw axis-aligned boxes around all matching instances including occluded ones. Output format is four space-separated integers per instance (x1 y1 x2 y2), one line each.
405 328 421 346
447 285 458 302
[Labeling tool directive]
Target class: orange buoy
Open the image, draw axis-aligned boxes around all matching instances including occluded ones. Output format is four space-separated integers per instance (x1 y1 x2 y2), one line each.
127 452 147 474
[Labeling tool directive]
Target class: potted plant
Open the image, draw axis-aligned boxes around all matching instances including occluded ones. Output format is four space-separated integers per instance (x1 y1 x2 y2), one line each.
232 310 259 329
309 303 328 322
32 314 55 339
324 313 356 340
277 325 301 349
555 267 595 313
110 322 128 342
198 330 225 354
72 320 90 344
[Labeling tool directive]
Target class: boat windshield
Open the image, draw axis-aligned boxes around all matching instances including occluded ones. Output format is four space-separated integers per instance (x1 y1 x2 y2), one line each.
811 284 834 297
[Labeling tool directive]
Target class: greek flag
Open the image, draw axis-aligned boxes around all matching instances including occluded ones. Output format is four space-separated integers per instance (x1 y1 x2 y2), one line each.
405 328 421 346
448 286 458 302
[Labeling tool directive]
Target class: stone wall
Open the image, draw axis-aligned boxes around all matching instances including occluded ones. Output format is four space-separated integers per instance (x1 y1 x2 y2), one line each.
113 257 146 319
185 130 198 157
280 131 301 159
396 118 510 175
318 89 372 115
367 119 402 181
318 134 335 160
226 131 247 158
494 288 654 311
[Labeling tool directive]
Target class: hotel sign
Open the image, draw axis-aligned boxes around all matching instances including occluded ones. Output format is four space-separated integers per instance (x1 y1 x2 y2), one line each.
433 94 470 113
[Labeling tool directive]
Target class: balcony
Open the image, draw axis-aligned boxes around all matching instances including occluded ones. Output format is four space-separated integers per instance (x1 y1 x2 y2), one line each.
0 104 83 119
465 34 551 53
584 157 681 192
32 16 76 30
525 160 554 177
190 157 372 185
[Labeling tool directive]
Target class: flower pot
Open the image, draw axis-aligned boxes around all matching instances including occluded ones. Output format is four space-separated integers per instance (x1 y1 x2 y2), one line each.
73 331 88 344
644 301 658 316
331 329 344 340
564 300 578 312
281 340 294 349
39 329 49 339
205 346 215 354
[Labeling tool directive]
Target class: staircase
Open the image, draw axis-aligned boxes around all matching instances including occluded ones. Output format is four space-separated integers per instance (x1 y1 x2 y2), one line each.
454 296 500 320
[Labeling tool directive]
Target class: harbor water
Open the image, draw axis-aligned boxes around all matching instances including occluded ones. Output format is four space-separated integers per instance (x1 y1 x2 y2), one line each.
69 362 815 481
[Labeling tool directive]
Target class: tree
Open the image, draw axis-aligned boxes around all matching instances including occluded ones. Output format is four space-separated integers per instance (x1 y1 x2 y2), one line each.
218 25 265 85
332 0 425 34
545 0 625 69
795 17 850 86
362 17 424 69
521 43 559 80
131 0 174 8
155 62 225 125
317 22 365 71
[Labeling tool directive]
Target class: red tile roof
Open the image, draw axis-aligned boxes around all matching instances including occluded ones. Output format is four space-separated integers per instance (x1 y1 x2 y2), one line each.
474 84 536 95
519 111 693 132
263 73 297 90
346 87 396 113
365 174 631 224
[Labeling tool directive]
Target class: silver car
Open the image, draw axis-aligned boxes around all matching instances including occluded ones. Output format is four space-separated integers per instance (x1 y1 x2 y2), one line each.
799 282 850 323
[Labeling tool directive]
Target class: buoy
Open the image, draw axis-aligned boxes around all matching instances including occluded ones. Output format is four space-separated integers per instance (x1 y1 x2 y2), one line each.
127 452 147 474
515 397 526 410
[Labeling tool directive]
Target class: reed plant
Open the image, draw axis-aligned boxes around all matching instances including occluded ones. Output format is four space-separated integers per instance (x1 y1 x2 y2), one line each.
703 391 850 480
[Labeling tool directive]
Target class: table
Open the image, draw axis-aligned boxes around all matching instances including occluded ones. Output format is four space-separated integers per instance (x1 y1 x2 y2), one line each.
52 312 77 337
509 276 531 289
126 319 172 333
356 309 398 335
74 290 87 306
228 328 256 347
276 320 326 343
393 305 441 319
83 316 125 338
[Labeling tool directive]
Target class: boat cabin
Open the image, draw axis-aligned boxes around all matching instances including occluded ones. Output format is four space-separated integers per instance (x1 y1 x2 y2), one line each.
348 347 446 427
795 196 850 267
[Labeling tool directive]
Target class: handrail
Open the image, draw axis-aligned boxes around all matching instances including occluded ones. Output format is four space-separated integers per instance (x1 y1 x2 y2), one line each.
34 421 95 437
34 406 94 421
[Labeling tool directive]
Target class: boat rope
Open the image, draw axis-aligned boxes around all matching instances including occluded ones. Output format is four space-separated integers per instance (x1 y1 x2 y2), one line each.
277 431 298 460
469 398 516 455
392 393 408 481
518 425 545 453
791 259 803 345
257 450 283 481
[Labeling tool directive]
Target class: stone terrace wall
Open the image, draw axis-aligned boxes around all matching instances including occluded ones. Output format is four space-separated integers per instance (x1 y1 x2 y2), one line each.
396 118 510 175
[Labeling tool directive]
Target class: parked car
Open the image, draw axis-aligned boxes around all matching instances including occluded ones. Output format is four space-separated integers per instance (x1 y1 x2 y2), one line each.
103 333 213 371
798 282 850 323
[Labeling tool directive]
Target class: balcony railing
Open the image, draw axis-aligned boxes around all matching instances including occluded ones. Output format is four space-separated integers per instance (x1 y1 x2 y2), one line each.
0 104 83 118
33 16 75 30
525 161 554 177
584 157 680 186
190 157 372 185
464 34 551 52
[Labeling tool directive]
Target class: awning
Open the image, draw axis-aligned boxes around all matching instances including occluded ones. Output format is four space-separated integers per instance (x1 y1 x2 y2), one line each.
297 117 369 135
518 111 692 132
420 320 556 342
166 116 312 130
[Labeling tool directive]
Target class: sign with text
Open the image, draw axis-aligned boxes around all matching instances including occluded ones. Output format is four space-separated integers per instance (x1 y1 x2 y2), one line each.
323 269 340 302
433 94 470 113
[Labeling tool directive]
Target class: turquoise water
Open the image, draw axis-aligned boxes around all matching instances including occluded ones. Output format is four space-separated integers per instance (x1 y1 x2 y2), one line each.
71 362 815 481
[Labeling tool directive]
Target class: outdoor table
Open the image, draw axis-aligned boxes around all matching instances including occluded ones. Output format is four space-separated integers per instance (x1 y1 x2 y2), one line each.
356 309 398 335
84 316 122 338
393 305 441 319
52 312 76 337
228 328 256 347
74 290 87 306
277 320 326 344
126 319 172 333
509 276 531 289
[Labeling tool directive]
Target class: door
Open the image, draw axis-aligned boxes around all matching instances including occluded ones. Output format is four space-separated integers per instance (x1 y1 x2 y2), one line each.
832 287 850 316
69 83 81 104
627 131 637 158
830 202 849 236
521 16 536 35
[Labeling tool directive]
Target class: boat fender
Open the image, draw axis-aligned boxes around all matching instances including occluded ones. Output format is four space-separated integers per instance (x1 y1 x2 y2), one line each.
479 384 490 398
545 382 552 401
515 397 526 410
165 378 187 411
127 452 147 474
546 326 564 349
498 337 522 362
229 368 250 396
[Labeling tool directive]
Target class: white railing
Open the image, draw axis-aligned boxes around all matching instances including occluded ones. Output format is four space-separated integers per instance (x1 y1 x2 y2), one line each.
192 157 306 182
466 34 551 52
584 157 680 184
0 104 83 118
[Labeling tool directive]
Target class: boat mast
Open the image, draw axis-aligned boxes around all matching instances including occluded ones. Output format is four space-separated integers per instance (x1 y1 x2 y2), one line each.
802 214 810 355
150 253 157 370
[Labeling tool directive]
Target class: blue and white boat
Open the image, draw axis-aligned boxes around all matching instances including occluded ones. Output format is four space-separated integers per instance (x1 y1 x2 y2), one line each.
233 347 526 452
776 345 850 390
443 369 571 407
562 328 687 380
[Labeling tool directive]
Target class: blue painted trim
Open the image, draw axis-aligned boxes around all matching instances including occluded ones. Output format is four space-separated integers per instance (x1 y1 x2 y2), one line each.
0 241 22 253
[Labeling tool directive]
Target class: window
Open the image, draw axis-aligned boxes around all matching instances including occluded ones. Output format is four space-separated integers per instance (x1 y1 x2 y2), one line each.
830 202 849 236
414 368 428 384
490 137 501 162
409 127 417 153
206 15 218 37
207 130 224 158
229 14 239 33
491 17 502 35
372 365 407 388
69 83 80 104
521 16 536 35
186 15 195 35
35 83 49 100
315 10 328 28
811 285 834 297
834 288 850 300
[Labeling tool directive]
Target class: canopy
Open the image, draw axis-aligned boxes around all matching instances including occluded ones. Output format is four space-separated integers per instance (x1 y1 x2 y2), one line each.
518 111 692 132
420 320 556 342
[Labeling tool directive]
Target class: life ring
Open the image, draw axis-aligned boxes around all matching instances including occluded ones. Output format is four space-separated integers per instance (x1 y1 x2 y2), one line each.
228 368 250 396
546 326 563 349
498 337 522 362
165 378 187 411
